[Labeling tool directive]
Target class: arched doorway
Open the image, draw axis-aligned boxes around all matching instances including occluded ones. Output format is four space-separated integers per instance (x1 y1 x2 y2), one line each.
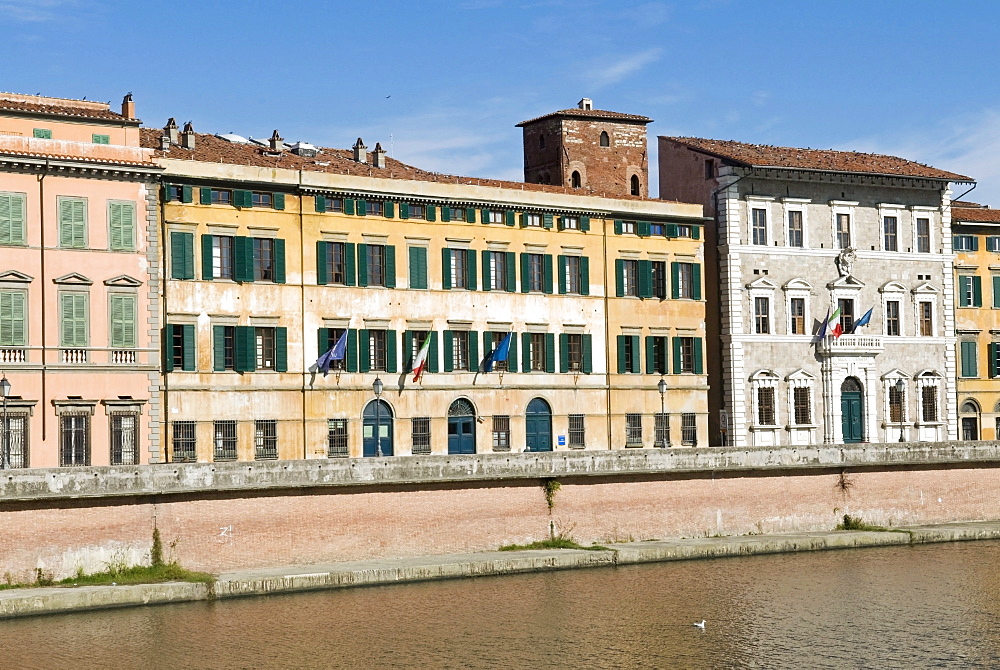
841 377 864 443
960 399 980 441
362 399 393 457
525 398 552 452
448 398 476 455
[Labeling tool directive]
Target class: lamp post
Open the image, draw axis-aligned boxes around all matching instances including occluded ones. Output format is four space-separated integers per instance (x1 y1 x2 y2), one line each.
0 374 10 469
657 377 667 447
895 378 905 443
372 376 384 457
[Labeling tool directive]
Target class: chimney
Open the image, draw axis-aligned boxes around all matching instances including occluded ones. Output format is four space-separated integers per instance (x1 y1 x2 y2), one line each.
164 118 179 145
372 142 387 169
180 122 196 150
121 92 135 120
353 137 368 164
578 98 593 110
269 129 284 152
159 134 170 150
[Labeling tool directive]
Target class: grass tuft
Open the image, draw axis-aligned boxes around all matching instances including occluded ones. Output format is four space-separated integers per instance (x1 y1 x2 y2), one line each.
500 536 610 552
835 514 889 532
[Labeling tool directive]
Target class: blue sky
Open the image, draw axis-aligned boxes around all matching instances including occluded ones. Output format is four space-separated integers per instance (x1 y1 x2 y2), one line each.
5 0 1000 203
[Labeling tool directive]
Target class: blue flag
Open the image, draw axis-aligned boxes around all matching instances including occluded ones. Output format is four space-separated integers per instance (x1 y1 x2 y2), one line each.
316 330 348 376
850 307 874 334
482 332 512 373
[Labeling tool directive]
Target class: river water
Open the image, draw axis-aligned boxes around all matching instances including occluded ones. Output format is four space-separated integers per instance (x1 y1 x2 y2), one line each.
4 540 1000 669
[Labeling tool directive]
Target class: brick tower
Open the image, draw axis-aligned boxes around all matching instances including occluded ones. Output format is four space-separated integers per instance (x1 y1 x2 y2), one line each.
517 98 652 197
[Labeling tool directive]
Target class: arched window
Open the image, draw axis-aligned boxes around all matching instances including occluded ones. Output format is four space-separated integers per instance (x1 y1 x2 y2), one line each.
599 131 609 147
449 398 476 417
571 171 581 188
539 134 545 149
630 175 640 196
841 377 863 393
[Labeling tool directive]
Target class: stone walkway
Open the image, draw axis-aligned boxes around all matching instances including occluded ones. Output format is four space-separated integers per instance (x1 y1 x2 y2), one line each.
3 520 999 620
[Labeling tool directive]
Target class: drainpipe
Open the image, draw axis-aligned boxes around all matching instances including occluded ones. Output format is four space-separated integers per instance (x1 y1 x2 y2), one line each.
159 181 169 462
38 160 50 441
299 170 307 460
602 214 613 449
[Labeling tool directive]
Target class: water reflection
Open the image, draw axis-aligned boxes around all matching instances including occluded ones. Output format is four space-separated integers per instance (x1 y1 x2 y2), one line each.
3 541 1000 669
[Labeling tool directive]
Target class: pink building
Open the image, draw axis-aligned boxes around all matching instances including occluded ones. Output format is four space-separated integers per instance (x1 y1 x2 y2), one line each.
0 93 161 467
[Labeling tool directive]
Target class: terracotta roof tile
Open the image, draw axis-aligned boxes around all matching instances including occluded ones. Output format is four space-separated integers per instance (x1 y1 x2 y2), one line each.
663 137 973 182
517 108 653 127
0 94 133 123
952 200 985 208
140 128 660 201
953 207 1000 223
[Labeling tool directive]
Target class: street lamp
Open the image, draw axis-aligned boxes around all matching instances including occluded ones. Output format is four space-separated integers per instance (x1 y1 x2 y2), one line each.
895 378 905 443
372 376 384 457
657 377 667 447
0 374 10 469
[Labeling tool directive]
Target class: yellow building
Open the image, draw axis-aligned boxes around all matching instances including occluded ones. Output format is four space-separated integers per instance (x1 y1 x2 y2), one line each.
146 119 708 461
953 204 1000 439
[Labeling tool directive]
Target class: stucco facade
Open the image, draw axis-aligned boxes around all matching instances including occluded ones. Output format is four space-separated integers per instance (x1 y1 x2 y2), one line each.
659 137 972 447
0 94 161 468
154 128 707 462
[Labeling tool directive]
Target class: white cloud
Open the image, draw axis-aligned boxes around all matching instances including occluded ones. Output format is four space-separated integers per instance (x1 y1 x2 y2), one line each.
0 0 76 21
583 48 663 89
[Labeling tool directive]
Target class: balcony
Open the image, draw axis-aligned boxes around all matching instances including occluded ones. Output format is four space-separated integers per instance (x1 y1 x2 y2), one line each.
0 348 26 364
816 334 884 357
61 348 88 364
110 349 137 364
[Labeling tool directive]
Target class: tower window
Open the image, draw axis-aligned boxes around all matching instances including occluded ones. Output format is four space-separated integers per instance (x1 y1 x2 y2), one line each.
630 175 640 196
600 131 610 147
539 134 545 149
571 171 581 188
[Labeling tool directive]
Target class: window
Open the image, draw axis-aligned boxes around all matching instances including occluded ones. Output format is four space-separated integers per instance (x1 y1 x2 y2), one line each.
250 192 272 208
1 412 27 468
885 301 900 336
252 238 275 281
754 297 770 334
92 134 110 144
757 387 776 425
883 216 898 251
919 302 933 336
530 333 547 371
212 235 234 280
648 336 668 375
958 275 981 307
110 413 138 465
368 329 387 371
322 242 348 284
109 294 136 349
320 197 343 213
166 184 184 202
621 220 636 235
60 414 90 466
921 386 938 422
625 413 643 446
327 419 348 458
836 213 851 248
487 251 510 291
621 259 639 297
705 159 715 179
0 290 26 347
987 236 1000 252
210 189 232 205
451 331 471 371
255 420 277 459
630 175 640 196
367 200 384 217
652 261 666 299
557 255 579 294
492 415 511 452
366 244 387 286
916 218 930 253
752 208 768 245
449 248 469 289
681 414 697 446
488 210 504 224
167 323 195 372
409 204 425 219
60 293 88 348
411 418 431 455
953 235 976 252
213 325 236 370
571 171 581 188
837 299 854 334
569 414 585 448
889 385 905 423
58 197 87 248
673 262 699 300
449 207 466 222
560 216 579 230
33 128 52 139
525 213 542 227
486 331 508 372
249 327 274 370
0 192 27 245
790 298 806 335
622 335 638 373
676 337 698 374
108 201 136 251
961 341 979 378
787 211 803 247
172 420 197 462
654 413 669 447
793 387 811 425
213 420 237 461
600 131 610 147
565 333 583 372
527 253 544 292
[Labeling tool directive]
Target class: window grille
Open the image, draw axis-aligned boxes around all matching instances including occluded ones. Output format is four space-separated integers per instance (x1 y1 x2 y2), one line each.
681 414 697 446
793 388 811 425
2 413 28 468
327 419 348 458
492 415 511 452
255 419 277 460
213 420 237 461
921 386 938 422
625 413 643 446
60 413 90 466
172 420 197 462
757 387 776 425
568 414 585 448
889 386 905 423
411 417 431 455
110 412 138 465
654 412 669 447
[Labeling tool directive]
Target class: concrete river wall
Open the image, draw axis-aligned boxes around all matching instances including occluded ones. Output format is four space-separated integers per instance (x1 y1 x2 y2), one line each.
2 441 1000 581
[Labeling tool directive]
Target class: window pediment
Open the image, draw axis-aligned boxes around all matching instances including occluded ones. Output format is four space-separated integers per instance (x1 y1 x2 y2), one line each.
785 369 816 382
912 282 940 295
52 272 93 286
880 368 911 381
0 270 33 283
827 275 864 290
750 369 780 382
104 274 143 287
879 281 907 294
746 277 778 291
783 278 812 292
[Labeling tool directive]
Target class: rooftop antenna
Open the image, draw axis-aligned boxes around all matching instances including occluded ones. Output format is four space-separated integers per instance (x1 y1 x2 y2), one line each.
389 133 394 159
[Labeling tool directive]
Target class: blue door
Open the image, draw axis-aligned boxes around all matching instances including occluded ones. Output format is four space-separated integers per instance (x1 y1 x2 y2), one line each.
447 399 477 455
525 398 552 452
840 377 864 444
363 399 393 456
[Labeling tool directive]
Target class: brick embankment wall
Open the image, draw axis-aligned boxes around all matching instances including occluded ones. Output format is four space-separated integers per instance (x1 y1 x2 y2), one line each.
2 446 1000 581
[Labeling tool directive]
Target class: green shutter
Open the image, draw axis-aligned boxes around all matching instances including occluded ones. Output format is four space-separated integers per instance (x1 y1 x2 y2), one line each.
443 330 454 372
110 294 136 348
402 331 413 370
60 293 87 347
428 331 439 372
505 252 516 292
665 223 678 238
993 276 1000 309
691 225 701 240
441 206 451 222
522 332 531 372
973 276 983 307
234 190 251 208
170 232 194 280
520 253 530 293
671 263 680 299
580 257 590 296
505 210 515 227
356 199 367 216
481 208 491 225
384 245 396 288
542 254 553 294
426 205 436 222
0 194 25 245
316 241 329 285
469 331 479 370
315 196 327 212
630 335 641 373
959 277 969 307
580 216 590 232
692 264 702 300
201 234 214 280
466 207 476 223
385 201 395 218
399 202 410 219
409 246 428 289
616 335 626 373
638 260 653 299
214 325 227 371
545 333 555 373
59 198 85 248
236 236 255 283
441 248 452 289
386 330 397 373
200 187 212 205
645 336 656 374
273 193 285 210
33 128 52 139
990 343 998 378
274 327 288 372
972 236 980 251
344 243 356 286
558 256 567 294
582 334 593 374
466 250 477 290
358 329 370 372
693 338 704 374
318 328 331 357
543 213 553 229
181 324 196 371
481 250 491 291
235 326 255 373
181 185 193 203
0 291 25 346
637 221 651 237
614 220 623 235
346 329 359 372
344 198 355 215
615 259 625 297
110 202 134 250
163 325 174 372
357 244 369 287
672 337 682 373
519 213 527 228
273 239 286 284
507 332 518 372
559 333 569 373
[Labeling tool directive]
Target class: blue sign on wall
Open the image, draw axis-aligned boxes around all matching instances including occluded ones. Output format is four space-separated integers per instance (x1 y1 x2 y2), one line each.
558 435 566 446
